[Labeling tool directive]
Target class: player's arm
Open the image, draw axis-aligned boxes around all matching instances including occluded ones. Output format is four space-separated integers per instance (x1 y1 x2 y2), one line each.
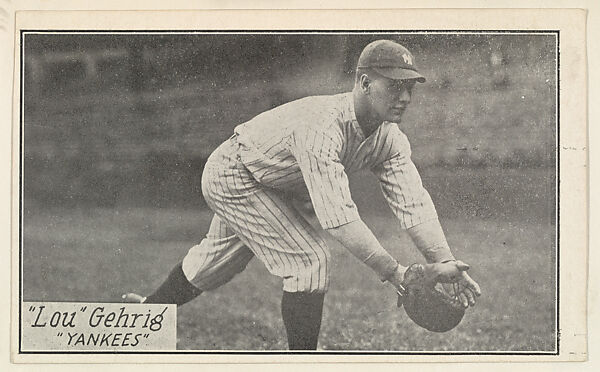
324 217 477 293
372 131 454 262
290 125 438 290
325 219 407 289
290 125 475 294
290 126 406 287
372 132 481 305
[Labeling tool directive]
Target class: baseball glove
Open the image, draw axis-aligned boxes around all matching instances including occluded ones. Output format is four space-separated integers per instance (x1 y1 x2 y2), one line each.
397 263 465 332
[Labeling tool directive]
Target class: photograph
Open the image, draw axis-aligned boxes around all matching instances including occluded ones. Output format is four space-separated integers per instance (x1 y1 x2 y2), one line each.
19 31 558 353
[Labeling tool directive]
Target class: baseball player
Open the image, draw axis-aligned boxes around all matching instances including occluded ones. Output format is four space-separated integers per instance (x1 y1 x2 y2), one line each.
124 40 481 350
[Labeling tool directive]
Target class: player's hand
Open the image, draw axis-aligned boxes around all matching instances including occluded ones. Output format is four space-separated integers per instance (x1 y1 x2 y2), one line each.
422 260 481 307
423 260 470 283
387 264 408 291
453 271 481 308
438 272 482 308
437 271 481 309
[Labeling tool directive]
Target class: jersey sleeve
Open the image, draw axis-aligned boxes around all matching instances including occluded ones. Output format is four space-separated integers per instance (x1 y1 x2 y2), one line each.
371 131 438 229
291 125 360 229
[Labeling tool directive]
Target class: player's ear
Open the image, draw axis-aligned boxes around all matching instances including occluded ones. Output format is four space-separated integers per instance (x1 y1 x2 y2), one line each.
359 73 371 94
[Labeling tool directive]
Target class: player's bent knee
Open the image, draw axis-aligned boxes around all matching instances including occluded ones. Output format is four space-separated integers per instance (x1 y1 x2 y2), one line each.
184 245 254 292
282 257 331 293
312 246 332 292
198 259 253 291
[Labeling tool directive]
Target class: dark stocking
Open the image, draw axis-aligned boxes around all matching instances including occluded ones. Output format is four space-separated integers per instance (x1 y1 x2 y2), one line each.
281 291 325 350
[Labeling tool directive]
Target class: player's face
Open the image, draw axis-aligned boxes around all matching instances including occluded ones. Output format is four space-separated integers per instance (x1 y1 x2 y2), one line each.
368 77 416 123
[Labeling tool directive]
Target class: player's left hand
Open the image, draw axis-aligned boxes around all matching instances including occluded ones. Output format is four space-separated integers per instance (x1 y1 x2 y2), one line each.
442 271 481 308
423 260 481 309
423 260 470 283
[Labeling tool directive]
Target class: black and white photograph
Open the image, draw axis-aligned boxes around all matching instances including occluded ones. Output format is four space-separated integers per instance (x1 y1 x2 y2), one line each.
18 30 561 354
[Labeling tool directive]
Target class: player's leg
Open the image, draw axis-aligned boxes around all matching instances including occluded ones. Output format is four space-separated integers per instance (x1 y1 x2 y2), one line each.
203 170 331 349
142 262 201 305
252 192 329 350
124 214 254 305
281 290 325 350
122 263 199 305
181 214 254 292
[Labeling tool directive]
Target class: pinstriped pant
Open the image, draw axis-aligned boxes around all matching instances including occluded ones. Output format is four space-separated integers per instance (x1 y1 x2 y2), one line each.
181 137 331 293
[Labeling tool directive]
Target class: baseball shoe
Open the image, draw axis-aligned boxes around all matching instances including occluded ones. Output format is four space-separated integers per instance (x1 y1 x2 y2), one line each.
122 292 146 303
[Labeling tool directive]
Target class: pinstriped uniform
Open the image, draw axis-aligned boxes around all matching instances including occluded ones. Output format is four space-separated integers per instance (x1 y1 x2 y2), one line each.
182 92 438 293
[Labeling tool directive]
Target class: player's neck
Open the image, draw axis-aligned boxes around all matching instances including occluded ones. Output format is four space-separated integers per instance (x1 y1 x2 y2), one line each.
352 88 381 138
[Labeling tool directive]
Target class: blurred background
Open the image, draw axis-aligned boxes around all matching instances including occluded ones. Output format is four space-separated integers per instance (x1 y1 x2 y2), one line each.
23 33 556 209
21 33 557 351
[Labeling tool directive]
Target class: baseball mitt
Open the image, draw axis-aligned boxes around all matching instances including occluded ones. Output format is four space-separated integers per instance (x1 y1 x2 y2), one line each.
397 263 465 332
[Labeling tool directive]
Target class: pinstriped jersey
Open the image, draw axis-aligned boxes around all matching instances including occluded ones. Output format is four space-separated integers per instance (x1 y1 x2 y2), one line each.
234 92 438 230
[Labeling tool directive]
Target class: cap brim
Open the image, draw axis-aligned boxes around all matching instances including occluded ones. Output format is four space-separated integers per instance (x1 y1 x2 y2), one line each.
373 67 426 83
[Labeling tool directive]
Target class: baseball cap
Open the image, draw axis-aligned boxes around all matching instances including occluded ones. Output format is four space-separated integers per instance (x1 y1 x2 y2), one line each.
357 40 426 83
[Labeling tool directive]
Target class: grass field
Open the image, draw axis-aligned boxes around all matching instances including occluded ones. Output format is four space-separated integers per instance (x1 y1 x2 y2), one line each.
22 167 556 351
